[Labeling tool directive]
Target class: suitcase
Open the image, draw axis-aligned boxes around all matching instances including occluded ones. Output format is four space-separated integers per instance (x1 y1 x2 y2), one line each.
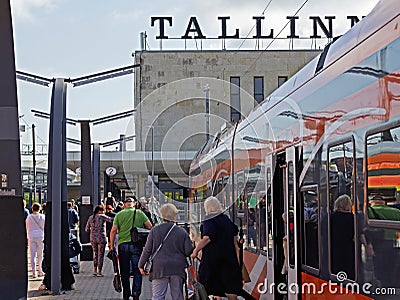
107 249 122 293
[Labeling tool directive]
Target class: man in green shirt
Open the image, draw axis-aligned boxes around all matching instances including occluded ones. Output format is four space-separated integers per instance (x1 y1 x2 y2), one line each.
367 195 400 287
110 197 152 300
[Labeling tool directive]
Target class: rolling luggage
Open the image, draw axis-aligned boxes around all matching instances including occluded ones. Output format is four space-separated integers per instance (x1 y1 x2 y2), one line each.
107 249 122 293
69 233 82 274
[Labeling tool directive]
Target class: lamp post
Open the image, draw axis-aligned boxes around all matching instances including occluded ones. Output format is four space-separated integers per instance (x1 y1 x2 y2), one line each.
151 126 154 199
32 124 36 203
204 84 210 143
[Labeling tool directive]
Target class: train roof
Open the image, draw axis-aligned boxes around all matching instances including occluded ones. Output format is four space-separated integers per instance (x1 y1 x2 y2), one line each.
247 0 398 127
191 0 400 172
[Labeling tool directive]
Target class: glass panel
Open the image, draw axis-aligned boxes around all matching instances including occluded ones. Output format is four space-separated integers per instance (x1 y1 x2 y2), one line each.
245 166 266 251
364 126 400 288
245 169 257 249
301 188 319 269
267 168 273 259
328 141 355 280
288 162 295 268
258 193 267 251
367 126 400 221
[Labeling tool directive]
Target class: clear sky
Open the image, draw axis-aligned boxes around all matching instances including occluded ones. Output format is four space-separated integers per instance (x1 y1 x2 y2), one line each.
11 0 378 152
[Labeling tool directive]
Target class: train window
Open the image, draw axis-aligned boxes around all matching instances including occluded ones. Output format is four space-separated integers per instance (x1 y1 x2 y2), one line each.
267 168 273 259
258 194 267 251
364 126 400 288
246 190 257 249
328 141 356 280
366 126 400 222
287 162 295 268
237 171 245 212
243 166 266 251
328 141 354 203
300 187 319 271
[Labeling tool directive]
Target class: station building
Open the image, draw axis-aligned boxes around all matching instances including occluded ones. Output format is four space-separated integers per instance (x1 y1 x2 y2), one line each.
22 48 320 210
130 49 320 205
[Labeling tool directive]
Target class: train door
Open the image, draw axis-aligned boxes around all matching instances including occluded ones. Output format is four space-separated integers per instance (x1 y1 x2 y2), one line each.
262 153 286 300
285 147 301 300
264 154 275 300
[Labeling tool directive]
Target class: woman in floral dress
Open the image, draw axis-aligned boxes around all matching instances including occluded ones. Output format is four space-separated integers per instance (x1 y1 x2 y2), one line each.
85 205 113 276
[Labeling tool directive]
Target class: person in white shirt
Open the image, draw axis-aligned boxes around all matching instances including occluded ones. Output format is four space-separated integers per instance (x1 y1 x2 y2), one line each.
26 202 45 278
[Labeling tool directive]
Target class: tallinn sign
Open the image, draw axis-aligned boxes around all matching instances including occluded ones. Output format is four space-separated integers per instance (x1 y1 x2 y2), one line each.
150 15 363 40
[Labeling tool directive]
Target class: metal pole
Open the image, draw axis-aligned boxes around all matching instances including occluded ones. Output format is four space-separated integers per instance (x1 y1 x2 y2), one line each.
92 143 100 207
204 85 210 143
0 2 26 298
151 126 154 199
32 124 36 202
48 78 67 294
79 121 93 244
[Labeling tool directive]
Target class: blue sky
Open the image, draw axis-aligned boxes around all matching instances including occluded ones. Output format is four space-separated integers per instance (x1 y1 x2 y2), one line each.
11 0 378 151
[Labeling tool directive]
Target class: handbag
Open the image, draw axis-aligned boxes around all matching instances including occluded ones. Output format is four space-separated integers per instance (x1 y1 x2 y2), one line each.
143 259 153 274
130 209 150 246
186 258 208 300
193 282 208 300
143 223 176 275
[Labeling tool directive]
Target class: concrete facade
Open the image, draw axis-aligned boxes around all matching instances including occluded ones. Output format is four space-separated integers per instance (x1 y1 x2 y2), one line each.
128 49 321 203
134 50 320 153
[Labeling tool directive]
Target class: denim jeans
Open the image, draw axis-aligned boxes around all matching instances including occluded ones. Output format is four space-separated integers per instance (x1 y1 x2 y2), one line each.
118 242 143 298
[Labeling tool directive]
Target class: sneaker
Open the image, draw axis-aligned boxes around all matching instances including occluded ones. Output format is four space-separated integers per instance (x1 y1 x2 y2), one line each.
38 272 43 277
32 274 37 279
96 273 104 277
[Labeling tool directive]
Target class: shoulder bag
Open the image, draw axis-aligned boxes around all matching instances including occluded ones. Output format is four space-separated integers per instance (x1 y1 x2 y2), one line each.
143 223 175 274
31 214 44 232
130 209 150 246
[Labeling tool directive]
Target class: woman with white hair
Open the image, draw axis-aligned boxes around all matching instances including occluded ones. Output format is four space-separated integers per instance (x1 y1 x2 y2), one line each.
191 197 242 300
139 203 193 300
331 194 355 279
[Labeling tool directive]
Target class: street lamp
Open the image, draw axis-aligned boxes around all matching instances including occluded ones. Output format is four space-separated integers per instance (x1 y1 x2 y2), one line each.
204 84 210 143
151 126 154 199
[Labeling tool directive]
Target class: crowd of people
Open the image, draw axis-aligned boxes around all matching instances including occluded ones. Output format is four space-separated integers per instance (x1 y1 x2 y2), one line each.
24 194 246 300
24 188 400 300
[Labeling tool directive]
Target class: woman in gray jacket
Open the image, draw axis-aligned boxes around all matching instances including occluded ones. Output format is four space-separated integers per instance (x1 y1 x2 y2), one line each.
139 203 193 300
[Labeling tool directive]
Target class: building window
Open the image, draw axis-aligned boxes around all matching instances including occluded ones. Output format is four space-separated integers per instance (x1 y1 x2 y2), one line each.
230 77 240 123
254 77 264 104
278 76 288 87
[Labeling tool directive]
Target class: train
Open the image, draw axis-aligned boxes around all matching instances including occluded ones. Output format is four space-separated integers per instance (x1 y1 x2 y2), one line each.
189 0 400 299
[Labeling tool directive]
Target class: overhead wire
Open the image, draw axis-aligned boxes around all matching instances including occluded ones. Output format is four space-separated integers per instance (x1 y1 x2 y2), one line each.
19 116 48 146
237 0 274 50
241 0 310 79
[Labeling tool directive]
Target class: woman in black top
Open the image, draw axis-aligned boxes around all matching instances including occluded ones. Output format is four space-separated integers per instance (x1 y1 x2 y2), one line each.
191 197 242 299
330 194 355 279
